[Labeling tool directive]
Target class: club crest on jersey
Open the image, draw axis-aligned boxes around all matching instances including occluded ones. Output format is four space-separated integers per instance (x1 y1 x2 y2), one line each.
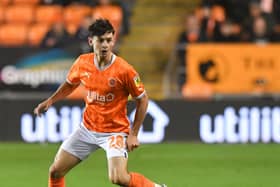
133 76 141 87
108 77 116 87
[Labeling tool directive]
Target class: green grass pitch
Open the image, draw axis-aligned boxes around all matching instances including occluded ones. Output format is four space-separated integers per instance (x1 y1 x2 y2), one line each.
0 143 279 187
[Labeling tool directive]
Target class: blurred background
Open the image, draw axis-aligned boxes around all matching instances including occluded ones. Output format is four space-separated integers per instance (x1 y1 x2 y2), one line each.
1 0 280 186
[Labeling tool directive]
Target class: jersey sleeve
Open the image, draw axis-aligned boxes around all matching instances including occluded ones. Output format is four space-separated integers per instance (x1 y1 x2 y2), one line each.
66 56 81 85
125 66 145 99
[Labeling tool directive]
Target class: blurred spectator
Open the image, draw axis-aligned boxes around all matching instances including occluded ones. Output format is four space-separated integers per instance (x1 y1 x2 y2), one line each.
212 19 241 42
43 0 98 6
200 0 248 24
241 0 275 41
117 0 135 36
221 0 249 24
43 0 71 6
73 15 93 53
260 0 274 13
251 16 272 43
271 0 280 41
198 4 213 41
200 0 225 8
74 16 92 42
176 14 207 91
206 5 241 42
273 0 280 23
40 21 72 48
198 4 226 41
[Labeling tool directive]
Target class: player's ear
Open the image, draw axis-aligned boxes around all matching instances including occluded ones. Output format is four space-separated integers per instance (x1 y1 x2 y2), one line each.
88 37 93 46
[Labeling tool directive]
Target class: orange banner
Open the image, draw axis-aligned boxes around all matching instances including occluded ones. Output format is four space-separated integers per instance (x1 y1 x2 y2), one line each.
185 43 280 95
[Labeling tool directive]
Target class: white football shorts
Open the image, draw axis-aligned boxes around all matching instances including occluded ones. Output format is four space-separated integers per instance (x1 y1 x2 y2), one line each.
60 123 128 160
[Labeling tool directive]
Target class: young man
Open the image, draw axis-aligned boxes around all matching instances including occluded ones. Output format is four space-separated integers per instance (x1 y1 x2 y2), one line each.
34 19 167 187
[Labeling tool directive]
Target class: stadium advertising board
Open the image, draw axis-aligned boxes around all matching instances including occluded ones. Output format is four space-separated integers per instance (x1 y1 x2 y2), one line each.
0 47 76 92
0 99 280 143
185 44 280 94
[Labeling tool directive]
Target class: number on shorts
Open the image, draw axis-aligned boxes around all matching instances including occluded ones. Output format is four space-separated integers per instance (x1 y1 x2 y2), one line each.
108 135 125 149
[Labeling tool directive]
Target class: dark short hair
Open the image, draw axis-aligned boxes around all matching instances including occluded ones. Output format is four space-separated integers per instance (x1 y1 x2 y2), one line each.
88 19 115 37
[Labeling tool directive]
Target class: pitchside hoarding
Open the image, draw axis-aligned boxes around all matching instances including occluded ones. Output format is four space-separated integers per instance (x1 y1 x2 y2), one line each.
0 99 280 144
185 44 280 94
0 47 77 92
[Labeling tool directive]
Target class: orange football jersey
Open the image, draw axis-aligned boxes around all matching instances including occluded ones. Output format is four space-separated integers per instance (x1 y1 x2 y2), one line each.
67 53 145 133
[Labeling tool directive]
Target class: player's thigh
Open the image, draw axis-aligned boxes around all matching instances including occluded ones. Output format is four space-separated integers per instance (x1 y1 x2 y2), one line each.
61 123 100 160
51 125 99 174
107 156 130 183
108 156 128 173
99 134 129 180
51 148 81 174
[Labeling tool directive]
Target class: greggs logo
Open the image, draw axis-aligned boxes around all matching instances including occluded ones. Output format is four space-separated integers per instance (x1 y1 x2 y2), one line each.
86 91 114 103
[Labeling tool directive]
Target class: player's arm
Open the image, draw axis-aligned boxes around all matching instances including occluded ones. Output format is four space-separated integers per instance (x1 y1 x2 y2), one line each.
34 81 79 116
127 92 148 151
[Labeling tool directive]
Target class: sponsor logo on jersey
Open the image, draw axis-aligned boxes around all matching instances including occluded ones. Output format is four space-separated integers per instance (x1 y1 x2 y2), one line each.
86 91 114 103
81 72 91 78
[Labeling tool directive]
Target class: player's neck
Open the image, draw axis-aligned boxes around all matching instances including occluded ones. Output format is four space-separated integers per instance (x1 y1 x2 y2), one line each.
96 53 113 68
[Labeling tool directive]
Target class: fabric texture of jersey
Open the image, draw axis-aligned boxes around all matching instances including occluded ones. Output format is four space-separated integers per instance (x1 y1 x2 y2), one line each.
67 53 145 133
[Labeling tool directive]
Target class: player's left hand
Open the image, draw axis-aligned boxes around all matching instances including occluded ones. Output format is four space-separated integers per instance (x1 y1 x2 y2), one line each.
126 134 139 152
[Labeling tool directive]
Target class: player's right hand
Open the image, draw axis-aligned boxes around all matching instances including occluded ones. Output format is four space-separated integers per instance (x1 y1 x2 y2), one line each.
33 100 51 117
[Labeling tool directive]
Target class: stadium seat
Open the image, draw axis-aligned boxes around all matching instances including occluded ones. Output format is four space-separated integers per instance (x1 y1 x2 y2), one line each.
27 23 49 46
0 6 5 23
64 4 92 25
65 23 78 35
0 0 10 5
4 5 34 24
12 0 40 5
35 5 63 25
92 5 123 38
0 23 28 46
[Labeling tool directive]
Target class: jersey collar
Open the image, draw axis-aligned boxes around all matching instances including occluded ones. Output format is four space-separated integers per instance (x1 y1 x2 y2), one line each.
94 54 116 71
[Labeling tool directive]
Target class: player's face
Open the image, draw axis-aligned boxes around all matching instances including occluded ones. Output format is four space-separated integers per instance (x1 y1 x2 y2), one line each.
89 32 114 59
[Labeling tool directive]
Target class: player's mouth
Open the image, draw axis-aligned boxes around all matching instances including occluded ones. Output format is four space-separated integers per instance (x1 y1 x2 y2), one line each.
101 50 108 55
